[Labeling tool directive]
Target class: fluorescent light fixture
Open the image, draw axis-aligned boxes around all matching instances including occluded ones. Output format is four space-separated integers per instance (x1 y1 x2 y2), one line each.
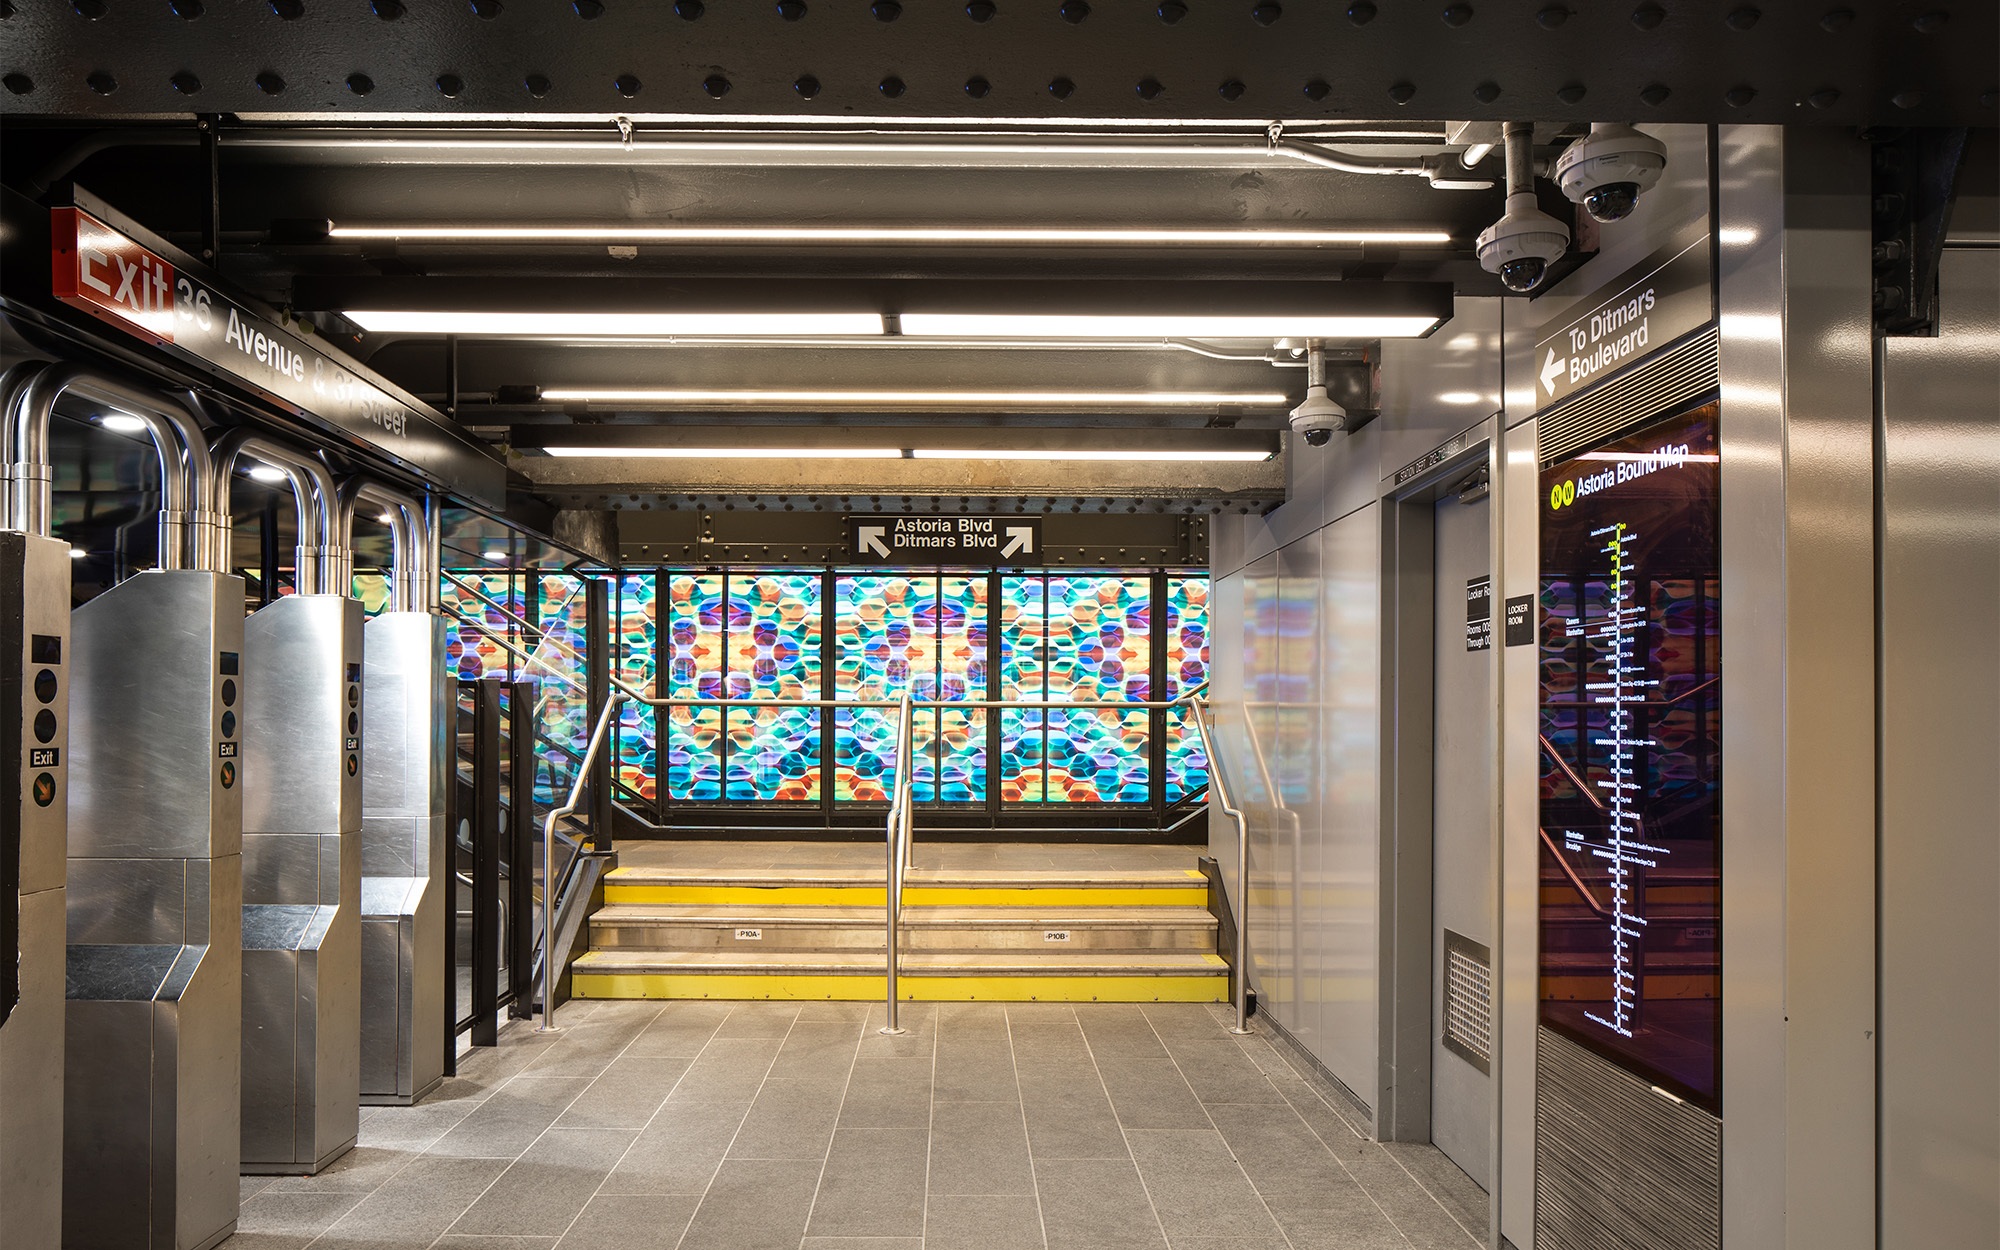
342 311 885 336
1436 391 1486 405
909 448 1273 462
98 413 148 433
897 314 1441 339
246 464 288 484
537 388 1289 406
541 446 904 459
329 223 1453 246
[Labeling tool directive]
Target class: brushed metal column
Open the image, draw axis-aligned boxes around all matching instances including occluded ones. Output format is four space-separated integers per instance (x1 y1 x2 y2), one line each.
357 611 448 1105
64 569 244 1250
240 594 363 1174
0 532 70 1250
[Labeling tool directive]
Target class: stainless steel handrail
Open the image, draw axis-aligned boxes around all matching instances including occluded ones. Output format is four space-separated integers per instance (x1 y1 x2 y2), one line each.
535 689 626 1034
1185 697 1254 1035
881 690 916 1035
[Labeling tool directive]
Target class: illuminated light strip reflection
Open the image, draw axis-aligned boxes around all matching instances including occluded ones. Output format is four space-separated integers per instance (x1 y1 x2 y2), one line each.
329 223 1453 245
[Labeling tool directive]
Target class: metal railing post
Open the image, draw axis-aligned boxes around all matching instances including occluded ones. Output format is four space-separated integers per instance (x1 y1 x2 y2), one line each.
882 691 913 1036
470 679 502 1047
1189 698 1254 1035
507 679 535 1017
537 691 626 1034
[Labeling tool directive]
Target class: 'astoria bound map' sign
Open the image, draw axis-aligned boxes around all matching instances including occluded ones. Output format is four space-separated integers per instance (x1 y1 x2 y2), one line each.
846 515 1043 566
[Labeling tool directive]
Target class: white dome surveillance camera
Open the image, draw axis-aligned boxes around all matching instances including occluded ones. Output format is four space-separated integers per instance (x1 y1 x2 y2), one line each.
1289 386 1347 447
1476 191 1572 293
1555 123 1667 224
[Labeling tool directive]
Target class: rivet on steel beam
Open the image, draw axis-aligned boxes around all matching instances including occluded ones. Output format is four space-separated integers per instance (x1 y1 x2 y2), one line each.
256 72 287 95
1639 82 1669 105
372 0 405 19
1048 76 1075 98
1158 1 1188 21
1303 79 1329 101
170 0 203 16
1060 0 1089 23
873 0 901 20
778 0 807 18
1137 77 1164 100
672 0 700 17
579 0 608 17
347 73 374 95
1443 5 1474 28
1807 87 1839 109
1557 82 1585 104
171 71 202 95
1981 90 1997 109
1911 11 1947 34
879 76 905 97
1725 6 1759 30
1348 1 1377 25
269 0 303 18
967 1 996 21
1219 79 1246 101
72 0 106 17
794 74 821 97
704 74 731 98
1631 3 1665 31
613 73 641 97
1389 80 1415 104
525 73 552 97
965 76 991 97
1251 2 1282 25
1473 81 1501 103
1724 84 1756 107
1890 90 1921 109
470 0 503 17
3 73 33 95
1818 8 1854 32
1535 5 1568 28
436 73 464 98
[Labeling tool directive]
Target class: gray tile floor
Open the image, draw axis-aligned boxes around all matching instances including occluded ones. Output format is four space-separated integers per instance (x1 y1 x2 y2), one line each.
227 1000 1485 1250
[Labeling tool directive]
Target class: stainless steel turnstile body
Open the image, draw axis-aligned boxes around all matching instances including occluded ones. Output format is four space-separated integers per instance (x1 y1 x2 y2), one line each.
0 532 71 1250
240 594 363 1174
358 611 448 1104
64 570 243 1250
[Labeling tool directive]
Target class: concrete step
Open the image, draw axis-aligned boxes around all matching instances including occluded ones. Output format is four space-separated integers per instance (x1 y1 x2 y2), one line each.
601 865 1211 908
569 948 1228 1003
588 904 1218 953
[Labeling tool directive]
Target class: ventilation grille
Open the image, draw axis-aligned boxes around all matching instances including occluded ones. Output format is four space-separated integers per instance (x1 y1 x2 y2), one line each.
1538 325 1720 467
1536 1026 1721 1250
1441 929 1492 1074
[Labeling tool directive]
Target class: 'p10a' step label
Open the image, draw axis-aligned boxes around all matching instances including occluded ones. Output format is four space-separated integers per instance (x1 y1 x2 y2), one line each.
734 928 763 941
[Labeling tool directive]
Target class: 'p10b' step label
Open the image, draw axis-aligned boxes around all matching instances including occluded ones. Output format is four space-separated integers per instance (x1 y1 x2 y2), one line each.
1043 930 1071 943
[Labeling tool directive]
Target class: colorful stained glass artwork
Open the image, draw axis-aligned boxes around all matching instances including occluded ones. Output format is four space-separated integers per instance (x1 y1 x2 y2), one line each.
531 575 593 806
833 574 930 802
665 574 724 801
440 572 522 682
726 573 823 802
1165 575 1210 801
615 574 658 805
351 572 393 618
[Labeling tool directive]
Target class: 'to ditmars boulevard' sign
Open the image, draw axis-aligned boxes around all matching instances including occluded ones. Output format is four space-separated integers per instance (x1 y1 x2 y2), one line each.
1534 217 1714 412
845 515 1044 566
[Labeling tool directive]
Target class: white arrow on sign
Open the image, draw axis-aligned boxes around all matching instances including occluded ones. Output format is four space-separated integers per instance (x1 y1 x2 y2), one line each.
858 525 890 557
1540 347 1566 397
1002 526 1035 558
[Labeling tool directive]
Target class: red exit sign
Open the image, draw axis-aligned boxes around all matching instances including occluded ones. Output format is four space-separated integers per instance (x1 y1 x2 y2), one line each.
51 206 179 345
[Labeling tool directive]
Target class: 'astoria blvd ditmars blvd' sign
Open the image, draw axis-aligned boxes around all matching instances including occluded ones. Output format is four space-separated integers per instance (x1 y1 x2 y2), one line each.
846 515 1043 566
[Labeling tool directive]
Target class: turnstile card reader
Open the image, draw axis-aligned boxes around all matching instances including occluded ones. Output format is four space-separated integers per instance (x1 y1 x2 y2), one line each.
358 611 448 1105
65 569 244 1250
241 594 364 1174
1 532 71 1250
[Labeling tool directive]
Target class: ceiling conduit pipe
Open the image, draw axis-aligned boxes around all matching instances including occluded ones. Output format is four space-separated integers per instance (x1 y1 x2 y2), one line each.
338 478 429 613
4 364 219 570
210 431 342 595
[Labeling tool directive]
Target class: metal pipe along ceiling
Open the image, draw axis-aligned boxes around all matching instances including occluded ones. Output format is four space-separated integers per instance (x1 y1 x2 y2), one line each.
210 430 343 596
2 363 219 571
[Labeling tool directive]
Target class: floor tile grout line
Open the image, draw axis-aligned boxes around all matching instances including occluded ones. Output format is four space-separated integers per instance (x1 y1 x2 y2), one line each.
660 1001 807 1250
1372 1143 1489 1248
533 998 679 1248
1004 1003 1055 1250
1076 1007 1176 1250
795 1004 874 1249
918 1002 941 1250
1138 1004 1300 1250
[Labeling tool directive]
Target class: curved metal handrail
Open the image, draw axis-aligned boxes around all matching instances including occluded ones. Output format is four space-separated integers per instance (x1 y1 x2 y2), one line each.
1185 697 1254 1035
534 689 625 1033
881 690 916 1035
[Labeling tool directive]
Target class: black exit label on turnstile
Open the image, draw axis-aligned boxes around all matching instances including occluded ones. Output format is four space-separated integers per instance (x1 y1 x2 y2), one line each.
29 748 59 768
1466 576 1493 651
217 741 238 759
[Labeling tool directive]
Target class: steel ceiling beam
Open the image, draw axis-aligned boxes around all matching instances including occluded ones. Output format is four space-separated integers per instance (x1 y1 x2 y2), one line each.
0 1 1991 128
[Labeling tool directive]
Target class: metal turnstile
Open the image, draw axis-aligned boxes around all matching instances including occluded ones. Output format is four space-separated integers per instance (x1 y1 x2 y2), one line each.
65 569 243 1250
358 610 448 1104
239 594 364 1174
0 531 70 1250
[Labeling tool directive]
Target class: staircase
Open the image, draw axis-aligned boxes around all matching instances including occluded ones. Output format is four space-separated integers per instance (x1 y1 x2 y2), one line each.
570 852 1229 1003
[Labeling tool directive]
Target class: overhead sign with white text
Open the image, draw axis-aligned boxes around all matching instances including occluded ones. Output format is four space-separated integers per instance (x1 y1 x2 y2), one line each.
846 515 1043 565
1535 219 1713 411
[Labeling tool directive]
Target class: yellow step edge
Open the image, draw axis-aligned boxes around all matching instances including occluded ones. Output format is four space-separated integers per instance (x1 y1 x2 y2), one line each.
570 972 1227 1003
604 884 1208 907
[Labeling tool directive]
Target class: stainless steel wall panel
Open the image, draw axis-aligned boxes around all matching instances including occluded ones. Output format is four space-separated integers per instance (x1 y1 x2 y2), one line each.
1878 245 2000 1249
1377 298 1504 476
0 888 65 1249
1276 536 1321 1059
240 594 363 1174
358 612 447 1105
6 533 69 896
64 857 186 946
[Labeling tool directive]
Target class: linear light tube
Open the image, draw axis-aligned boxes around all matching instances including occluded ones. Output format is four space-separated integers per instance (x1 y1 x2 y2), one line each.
328 223 1453 246
897 314 1441 339
342 311 885 336
536 388 1290 406
909 448 1273 462
541 446 905 459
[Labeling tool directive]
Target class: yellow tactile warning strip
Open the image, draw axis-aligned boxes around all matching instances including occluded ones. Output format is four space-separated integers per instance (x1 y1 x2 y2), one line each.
570 973 1227 1003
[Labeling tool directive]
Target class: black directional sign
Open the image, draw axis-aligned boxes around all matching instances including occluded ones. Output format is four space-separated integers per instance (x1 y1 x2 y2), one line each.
1535 218 1714 412
846 515 1044 566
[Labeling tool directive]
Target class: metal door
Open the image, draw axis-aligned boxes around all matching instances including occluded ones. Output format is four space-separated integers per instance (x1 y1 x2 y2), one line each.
1430 487 1494 1186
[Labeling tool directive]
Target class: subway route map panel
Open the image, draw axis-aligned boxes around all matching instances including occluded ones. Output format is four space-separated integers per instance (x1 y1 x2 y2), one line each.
1538 400 1722 1114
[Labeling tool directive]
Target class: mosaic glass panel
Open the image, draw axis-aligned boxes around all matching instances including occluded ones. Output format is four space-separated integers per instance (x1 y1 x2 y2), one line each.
1045 575 1151 802
615 573 658 806
725 573 823 801
1165 575 1211 801
531 575 592 806
439 572 522 682
351 572 392 618
664 574 724 801
833 574 932 802
998 575 1048 802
